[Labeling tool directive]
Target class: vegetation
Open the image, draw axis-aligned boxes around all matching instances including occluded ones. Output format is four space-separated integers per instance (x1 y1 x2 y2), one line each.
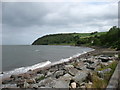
32 26 120 50
90 61 118 88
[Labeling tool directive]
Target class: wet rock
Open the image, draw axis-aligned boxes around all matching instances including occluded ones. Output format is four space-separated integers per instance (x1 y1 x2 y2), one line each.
73 71 88 84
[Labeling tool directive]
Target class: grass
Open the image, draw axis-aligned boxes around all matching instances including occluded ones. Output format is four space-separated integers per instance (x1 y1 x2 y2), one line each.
36 75 45 81
89 61 118 88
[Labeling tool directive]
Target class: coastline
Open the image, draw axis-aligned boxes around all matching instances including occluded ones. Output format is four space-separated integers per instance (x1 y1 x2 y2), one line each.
1 46 119 88
1 46 94 79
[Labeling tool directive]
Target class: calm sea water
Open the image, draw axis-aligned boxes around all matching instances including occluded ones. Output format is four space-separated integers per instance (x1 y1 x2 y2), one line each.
2 45 93 72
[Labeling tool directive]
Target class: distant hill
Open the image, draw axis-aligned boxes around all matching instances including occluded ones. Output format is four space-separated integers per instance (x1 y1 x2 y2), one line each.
32 32 106 45
32 26 120 50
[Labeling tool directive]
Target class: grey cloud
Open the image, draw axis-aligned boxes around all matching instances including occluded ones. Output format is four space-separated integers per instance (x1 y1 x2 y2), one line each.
2 2 118 45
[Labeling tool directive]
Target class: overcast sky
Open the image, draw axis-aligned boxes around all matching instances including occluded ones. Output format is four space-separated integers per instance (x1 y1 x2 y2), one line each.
2 1 118 45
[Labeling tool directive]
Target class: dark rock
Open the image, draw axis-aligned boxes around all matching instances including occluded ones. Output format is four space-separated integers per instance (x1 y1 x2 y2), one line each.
10 75 17 79
17 82 24 88
2 79 13 84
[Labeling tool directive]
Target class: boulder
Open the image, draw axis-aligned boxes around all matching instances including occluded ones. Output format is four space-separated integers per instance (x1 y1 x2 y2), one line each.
24 80 30 88
29 84 38 88
0 84 18 88
73 71 88 84
45 71 53 77
97 68 112 78
68 68 79 76
52 80 69 88
2 79 13 84
26 78 36 84
53 70 64 78
65 65 74 69
59 73 73 81
74 62 84 70
38 77 55 87
70 82 77 88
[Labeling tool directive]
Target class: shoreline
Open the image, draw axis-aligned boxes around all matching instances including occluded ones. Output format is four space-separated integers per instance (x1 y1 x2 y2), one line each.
1 46 94 79
1 46 119 88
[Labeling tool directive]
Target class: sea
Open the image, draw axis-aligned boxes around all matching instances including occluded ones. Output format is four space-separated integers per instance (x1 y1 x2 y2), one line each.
1 45 94 78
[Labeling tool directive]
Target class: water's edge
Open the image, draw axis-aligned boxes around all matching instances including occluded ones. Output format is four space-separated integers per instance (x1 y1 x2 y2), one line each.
1 46 94 79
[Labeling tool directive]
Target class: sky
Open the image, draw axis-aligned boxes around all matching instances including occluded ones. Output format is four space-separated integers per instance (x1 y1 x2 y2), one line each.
1 0 119 45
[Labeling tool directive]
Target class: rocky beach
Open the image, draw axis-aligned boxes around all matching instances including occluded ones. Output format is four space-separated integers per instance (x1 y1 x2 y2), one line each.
1 47 119 89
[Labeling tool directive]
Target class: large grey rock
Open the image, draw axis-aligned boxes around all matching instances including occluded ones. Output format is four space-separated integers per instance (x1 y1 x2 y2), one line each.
97 68 112 78
45 71 53 77
53 70 64 78
68 68 79 76
73 71 88 84
0 84 18 88
65 65 74 69
29 84 38 88
24 80 30 88
74 62 85 70
38 77 55 87
59 73 73 81
52 79 69 88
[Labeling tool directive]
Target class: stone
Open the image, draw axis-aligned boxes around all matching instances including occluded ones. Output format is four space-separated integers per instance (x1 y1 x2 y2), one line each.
68 68 79 76
99 55 111 62
59 73 73 81
24 79 30 88
73 71 88 84
102 68 112 73
97 68 112 78
16 81 24 88
52 80 69 88
10 75 17 80
53 70 64 78
45 71 53 77
26 78 36 84
74 62 84 70
70 82 77 88
29 84 38 88
2 79 12 84
38 77 55 87
65 65 74 69
86 65 95 70
0 84 18 88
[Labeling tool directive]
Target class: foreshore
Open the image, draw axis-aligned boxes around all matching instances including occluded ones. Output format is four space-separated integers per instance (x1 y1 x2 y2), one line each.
1 47 119 88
